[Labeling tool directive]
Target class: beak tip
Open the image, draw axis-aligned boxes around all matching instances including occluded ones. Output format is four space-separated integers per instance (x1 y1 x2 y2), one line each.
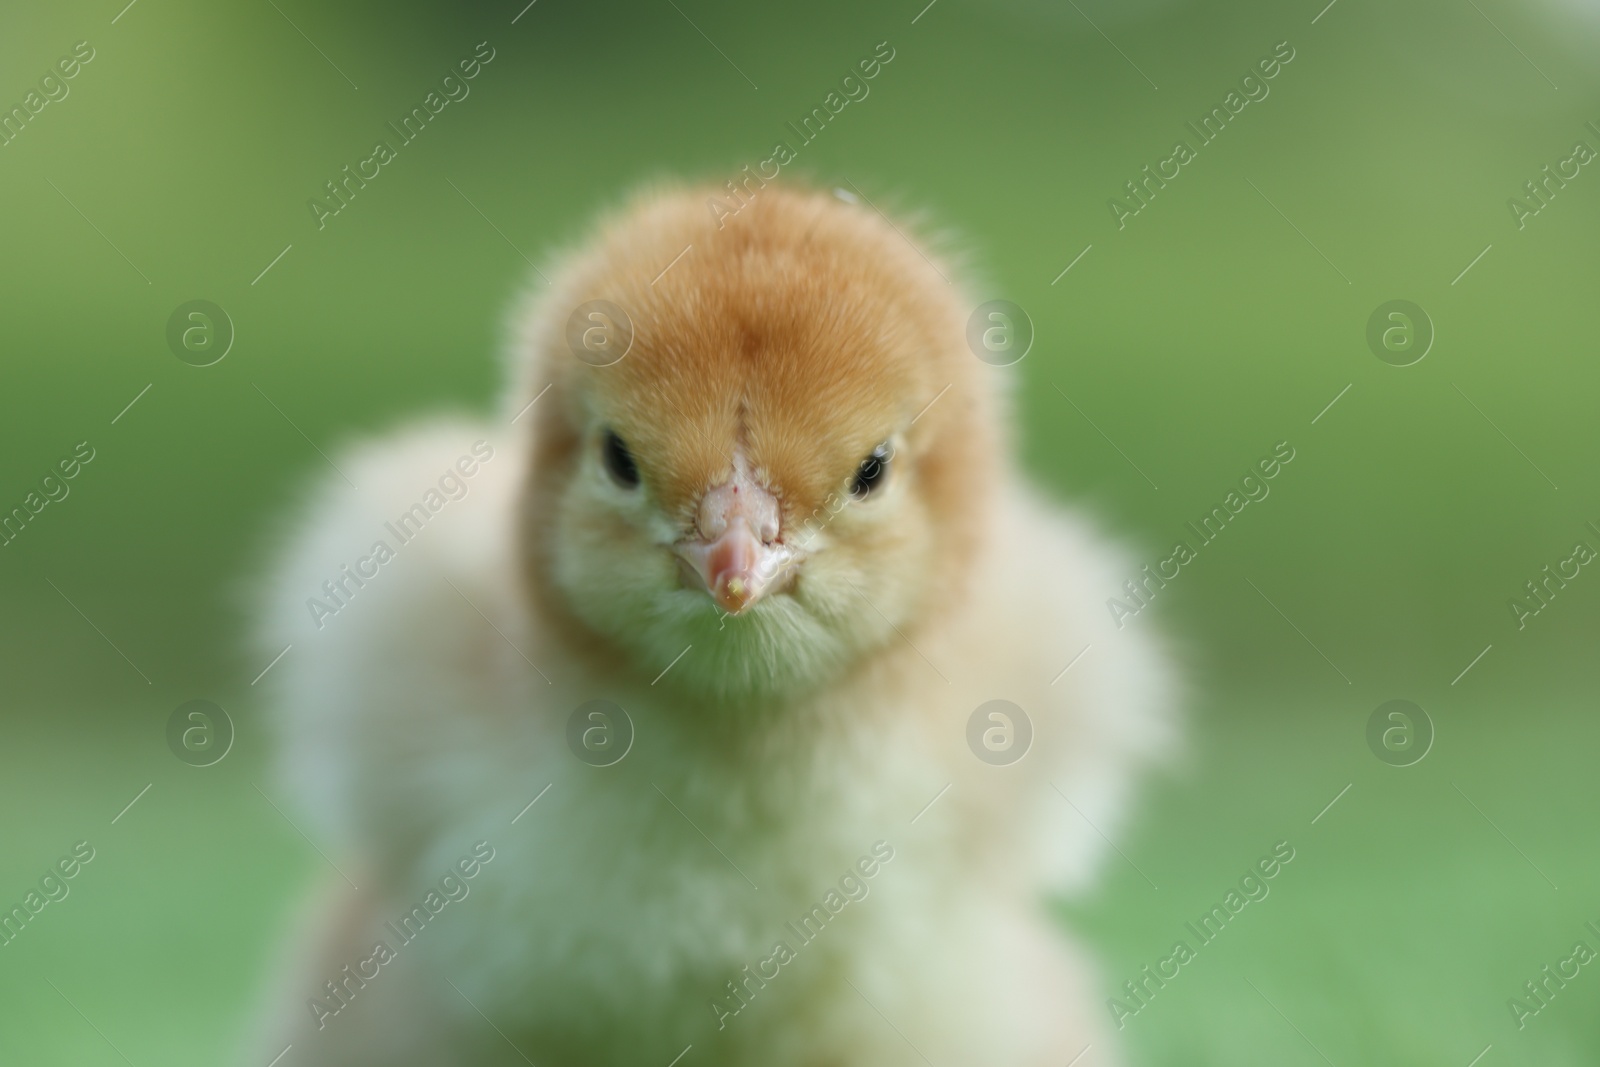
716 576 753 615
677 525 796 616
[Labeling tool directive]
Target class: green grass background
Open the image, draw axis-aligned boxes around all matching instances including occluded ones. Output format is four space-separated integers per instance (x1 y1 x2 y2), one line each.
2 0 1598 1063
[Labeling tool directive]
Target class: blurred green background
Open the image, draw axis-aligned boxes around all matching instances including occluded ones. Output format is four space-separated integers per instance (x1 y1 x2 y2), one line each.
2 0 1598 1063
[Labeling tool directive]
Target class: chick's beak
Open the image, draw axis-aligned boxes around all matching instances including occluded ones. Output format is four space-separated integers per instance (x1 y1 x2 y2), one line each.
675 471 794 615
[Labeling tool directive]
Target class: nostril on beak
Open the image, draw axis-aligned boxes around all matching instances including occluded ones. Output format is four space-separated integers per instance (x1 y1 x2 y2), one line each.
681 458 791 611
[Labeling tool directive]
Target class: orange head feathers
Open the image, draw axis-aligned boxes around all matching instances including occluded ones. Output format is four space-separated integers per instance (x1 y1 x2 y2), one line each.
511 183 1002 703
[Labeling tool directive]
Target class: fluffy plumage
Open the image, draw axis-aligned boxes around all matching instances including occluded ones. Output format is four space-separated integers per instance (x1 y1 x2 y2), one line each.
246 183 1174 1066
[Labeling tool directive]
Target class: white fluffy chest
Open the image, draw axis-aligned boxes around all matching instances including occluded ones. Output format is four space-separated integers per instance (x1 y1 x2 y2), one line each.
388 698 933 1029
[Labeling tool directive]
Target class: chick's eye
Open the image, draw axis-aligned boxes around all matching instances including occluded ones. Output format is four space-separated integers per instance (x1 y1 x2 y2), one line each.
850 442 892 499
601 430 640 488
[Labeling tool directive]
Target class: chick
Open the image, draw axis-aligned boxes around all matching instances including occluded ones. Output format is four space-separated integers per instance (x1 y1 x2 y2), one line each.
246 183 1174 1067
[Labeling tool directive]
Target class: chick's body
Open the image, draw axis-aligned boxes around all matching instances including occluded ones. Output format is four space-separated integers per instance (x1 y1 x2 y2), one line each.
250 185 1173 1067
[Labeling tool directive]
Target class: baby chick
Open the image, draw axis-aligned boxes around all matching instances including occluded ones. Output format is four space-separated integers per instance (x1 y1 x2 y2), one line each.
247 183 1174 1067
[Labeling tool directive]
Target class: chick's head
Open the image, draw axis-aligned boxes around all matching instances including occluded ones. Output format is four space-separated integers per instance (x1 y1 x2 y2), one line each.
514 184 1000 706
